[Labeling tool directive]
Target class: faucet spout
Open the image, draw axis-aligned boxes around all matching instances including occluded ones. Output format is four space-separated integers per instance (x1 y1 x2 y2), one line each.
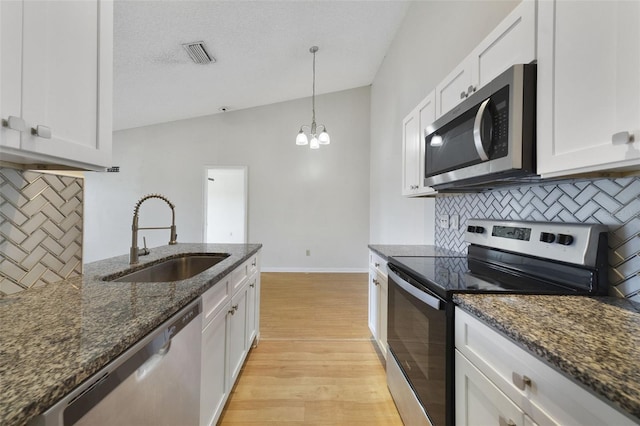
130 194 178 264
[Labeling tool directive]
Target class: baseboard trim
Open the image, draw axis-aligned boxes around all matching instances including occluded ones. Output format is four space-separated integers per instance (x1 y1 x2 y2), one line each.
261 267 368 273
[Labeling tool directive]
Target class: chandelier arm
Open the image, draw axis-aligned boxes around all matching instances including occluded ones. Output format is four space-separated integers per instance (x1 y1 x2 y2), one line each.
299 124 311 132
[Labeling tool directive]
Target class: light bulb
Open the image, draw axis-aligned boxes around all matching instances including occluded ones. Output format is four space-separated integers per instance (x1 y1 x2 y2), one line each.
310 136 320 149
296 130 308 145
430 134 443 147
318 130 330 145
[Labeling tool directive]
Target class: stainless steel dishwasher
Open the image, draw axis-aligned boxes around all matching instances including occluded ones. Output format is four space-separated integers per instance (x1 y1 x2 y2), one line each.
31 298 202 426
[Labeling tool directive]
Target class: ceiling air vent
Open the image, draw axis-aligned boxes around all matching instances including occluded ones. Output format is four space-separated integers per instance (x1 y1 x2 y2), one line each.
182 41 216 64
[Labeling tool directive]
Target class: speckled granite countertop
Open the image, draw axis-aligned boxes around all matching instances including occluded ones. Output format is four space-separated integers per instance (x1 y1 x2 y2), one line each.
368 244 465 259
454 294 640 422
0 243 261 426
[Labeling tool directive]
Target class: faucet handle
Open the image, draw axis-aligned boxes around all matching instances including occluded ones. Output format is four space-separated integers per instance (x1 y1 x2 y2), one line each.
140 237 150 256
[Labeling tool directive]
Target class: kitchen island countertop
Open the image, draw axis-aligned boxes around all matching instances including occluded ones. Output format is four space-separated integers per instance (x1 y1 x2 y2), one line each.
0 243 261 426
455 294 640 423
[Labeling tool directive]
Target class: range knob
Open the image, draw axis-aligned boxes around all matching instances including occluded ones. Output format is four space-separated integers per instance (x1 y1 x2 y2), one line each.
557 234 574 245
474 226 485 234
540 232 555 243
467 225 476 233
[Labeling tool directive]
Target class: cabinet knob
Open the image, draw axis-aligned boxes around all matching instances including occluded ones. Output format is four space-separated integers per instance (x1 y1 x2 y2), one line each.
512 372 532 390
460 91 467 99
31 125 52 139
467 85 477 95
372 278 379 286
252 260 257 267
612 131 635 145
250 282 255 288
374 262 380 267
498 416 516 426
2 116 27 132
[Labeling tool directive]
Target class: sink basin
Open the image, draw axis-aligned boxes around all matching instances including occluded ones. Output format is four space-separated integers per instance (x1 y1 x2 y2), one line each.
106 253 230 282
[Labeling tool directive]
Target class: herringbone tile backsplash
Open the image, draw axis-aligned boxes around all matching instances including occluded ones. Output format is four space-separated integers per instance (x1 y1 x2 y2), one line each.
0 168 83 296
435 177 640 301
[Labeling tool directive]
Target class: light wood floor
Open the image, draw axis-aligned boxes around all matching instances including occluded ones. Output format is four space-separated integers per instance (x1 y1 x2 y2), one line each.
218 273 403 425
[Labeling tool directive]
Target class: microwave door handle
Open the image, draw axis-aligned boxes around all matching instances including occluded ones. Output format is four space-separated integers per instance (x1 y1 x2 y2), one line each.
388 269 442 310
473 98 491 161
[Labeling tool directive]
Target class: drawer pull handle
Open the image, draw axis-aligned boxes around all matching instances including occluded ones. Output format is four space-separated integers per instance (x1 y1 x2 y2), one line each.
612 131 635 145
2 116 27 132
250 282 255 288
31 124 52 139
499 416 516 426
512 372 532 390
374 262 380 267
372 278 379 286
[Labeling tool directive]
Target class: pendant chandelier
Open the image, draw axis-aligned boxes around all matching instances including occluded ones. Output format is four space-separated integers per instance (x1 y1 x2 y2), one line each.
296 46 330 149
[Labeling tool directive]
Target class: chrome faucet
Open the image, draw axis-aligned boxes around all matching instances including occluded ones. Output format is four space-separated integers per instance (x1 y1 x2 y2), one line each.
130 194 177 264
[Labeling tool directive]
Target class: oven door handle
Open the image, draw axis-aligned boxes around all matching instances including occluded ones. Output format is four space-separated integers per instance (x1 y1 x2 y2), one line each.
388 269 442 310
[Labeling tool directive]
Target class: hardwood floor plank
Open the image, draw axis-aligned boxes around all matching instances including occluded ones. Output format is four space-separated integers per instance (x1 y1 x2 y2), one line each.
218 273 402 425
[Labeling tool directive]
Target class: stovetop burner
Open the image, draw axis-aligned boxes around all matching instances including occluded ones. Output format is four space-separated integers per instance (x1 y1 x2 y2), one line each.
389 219 610 300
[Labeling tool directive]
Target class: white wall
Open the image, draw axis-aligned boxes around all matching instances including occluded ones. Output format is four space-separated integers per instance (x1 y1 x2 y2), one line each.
369 1 518 244
84 86 371 271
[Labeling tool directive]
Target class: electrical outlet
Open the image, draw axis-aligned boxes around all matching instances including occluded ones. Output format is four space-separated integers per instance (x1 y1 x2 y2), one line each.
450 214 459 231
438 214 449 229
306 249 310 256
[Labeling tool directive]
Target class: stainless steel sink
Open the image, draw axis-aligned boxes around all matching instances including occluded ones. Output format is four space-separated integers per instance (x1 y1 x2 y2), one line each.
106 253 230 282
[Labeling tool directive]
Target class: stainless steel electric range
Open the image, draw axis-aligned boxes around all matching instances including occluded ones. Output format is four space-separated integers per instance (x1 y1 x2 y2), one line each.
386 219 609 426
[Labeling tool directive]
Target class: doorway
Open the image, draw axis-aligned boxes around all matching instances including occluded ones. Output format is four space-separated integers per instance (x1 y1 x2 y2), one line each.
204 166 247 243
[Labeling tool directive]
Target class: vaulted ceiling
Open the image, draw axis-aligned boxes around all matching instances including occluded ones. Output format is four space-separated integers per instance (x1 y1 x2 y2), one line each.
113 0 411 130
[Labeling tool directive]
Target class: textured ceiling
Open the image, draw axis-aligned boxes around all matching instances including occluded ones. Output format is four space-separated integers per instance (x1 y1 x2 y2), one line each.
113 0 411 130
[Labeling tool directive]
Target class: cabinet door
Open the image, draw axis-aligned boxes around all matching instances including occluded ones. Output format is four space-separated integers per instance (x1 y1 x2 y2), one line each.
0 0 22 150
201 306 229 426
455 350 525 426
19 0 112 169
402 109 420 195
537 0 640 177
228 282 248 385
368 268 379 339
470 0 536 89
435 60 473 118
417 93 437 195
246 273 258 346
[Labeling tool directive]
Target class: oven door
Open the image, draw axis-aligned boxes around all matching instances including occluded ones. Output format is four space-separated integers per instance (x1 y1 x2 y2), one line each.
387 264 449 426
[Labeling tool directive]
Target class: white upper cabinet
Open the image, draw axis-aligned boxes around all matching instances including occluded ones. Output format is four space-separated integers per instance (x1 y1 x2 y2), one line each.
435 0 536 118
436 61 474 118
0 0 113 170
537 0 640 178
402 92 437 197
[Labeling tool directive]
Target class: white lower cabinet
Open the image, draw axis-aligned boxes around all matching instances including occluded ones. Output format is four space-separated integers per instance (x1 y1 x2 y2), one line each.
456 350 527 426
368 251 388 359
200 251 261 426
228 280 249 386
200 305 229 426
455 307 637 426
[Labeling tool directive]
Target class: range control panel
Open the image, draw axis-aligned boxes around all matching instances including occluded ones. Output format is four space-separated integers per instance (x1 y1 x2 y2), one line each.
465 219 608 267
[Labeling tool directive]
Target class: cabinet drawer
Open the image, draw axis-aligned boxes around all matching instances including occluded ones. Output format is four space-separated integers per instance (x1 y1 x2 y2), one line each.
202 280 229 329
247 253 259 276
455 308 636 426
369 251 387 276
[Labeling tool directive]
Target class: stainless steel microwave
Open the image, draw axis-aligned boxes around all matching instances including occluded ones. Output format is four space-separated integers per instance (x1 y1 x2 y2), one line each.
424 64 537 192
